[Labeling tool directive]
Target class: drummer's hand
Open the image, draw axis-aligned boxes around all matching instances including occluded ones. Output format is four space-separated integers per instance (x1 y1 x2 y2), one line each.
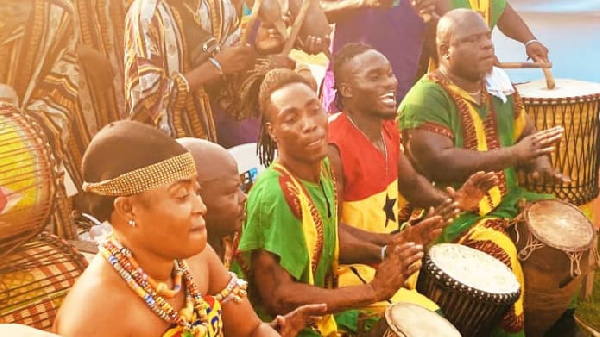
371 243 423 300
512 126 563 165
527 157 571 184
395 202 458 245
271 304 328 337
397 211 445 246
449 171 499 212
295 35 331 56
526 40 550 64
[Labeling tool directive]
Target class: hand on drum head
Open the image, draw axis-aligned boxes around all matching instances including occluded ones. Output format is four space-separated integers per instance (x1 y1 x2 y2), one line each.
512 126 563 165
448 171 499 212
271 303 328 337
370 243 424 301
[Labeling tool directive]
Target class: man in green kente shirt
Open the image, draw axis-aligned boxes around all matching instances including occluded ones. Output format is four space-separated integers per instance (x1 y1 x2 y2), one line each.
398 9 570 337
238 68 457 336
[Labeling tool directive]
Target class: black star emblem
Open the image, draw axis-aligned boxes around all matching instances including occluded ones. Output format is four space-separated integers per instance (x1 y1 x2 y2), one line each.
383 193 397 228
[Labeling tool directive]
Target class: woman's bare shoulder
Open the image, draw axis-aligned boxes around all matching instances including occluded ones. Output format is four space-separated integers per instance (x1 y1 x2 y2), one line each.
54 258 135 337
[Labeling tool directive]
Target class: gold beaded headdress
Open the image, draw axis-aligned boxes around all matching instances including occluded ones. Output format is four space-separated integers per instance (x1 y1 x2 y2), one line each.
83 152 197 196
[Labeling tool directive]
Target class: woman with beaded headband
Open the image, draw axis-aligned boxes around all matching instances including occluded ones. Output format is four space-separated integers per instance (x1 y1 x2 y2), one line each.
55 120 320 337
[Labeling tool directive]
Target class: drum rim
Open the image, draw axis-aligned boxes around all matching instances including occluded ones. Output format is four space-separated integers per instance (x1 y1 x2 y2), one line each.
523 199 595 252
516 79 600 102
384 303 461 336
422 245 521 304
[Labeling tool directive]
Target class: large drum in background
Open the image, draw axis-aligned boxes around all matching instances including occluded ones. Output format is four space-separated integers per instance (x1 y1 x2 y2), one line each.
514 199 598 337
0 232 88 330
417 243 521 337
515 79 600 206
379 303 462 337
0 105 59 257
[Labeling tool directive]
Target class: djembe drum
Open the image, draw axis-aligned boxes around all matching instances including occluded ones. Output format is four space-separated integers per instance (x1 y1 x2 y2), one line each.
417 243 521 337
0 105 59 257
513 199 598 337
376 303 461 337
0 232 88 330
515 79 600 206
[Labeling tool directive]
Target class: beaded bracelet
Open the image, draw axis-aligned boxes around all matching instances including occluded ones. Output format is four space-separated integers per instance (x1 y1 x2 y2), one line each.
215 272 248 304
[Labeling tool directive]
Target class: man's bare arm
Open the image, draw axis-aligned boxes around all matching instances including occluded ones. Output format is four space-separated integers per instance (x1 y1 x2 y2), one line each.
251 244 422 317
398 150 448 207
406 122 562 183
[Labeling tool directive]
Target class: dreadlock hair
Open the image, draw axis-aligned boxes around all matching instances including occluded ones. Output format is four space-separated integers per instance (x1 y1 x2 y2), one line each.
257 68 312 167
332 42 373 111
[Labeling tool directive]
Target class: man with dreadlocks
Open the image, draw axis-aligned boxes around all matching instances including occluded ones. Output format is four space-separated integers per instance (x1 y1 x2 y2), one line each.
239 68 457 336
327 42 498 319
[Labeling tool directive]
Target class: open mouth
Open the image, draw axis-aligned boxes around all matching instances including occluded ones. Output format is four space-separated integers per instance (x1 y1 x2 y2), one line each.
379 92 397 108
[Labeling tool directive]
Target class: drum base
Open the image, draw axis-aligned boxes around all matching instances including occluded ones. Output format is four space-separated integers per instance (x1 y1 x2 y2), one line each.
523 264 585 337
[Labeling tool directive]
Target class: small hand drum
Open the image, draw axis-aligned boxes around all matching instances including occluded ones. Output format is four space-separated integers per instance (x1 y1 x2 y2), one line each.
381 303 461 337
417 243 521 337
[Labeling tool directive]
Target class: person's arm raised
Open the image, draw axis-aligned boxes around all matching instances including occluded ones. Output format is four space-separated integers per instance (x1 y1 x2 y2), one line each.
496 3 549 63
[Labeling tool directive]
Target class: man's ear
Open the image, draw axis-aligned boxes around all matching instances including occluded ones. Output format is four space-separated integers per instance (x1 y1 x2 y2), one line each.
339 81 353 101
266 122 277 143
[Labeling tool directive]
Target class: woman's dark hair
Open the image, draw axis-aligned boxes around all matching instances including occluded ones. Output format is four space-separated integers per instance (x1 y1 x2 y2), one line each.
81 120 188 221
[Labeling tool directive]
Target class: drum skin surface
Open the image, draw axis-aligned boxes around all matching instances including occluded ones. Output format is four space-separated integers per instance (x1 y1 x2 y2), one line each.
417 244 520 337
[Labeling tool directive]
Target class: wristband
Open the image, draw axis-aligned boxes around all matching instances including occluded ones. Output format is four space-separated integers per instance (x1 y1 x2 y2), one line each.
208 57 223 74
524 39 540 47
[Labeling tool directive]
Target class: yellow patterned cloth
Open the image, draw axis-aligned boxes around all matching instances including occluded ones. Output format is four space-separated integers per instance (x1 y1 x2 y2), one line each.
69 0 129 189
162 295 224 337
124 0 240 139
0 233 88 330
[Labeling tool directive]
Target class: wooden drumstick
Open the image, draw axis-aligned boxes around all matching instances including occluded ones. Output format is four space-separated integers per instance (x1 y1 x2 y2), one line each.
542 67 556 89
281 0 311 56
497 62 552 69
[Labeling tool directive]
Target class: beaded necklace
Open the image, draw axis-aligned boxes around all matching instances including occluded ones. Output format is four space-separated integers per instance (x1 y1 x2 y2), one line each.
100 237 211 336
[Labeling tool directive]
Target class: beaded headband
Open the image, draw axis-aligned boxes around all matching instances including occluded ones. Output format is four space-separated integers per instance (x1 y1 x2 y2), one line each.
82 152 197 196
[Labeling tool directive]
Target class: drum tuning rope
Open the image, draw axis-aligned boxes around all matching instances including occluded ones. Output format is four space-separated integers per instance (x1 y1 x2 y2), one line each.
517 234 545 262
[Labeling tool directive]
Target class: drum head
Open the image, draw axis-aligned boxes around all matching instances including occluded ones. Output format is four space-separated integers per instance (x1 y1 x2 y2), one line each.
526 200 594 252
385 303 461 337
429 244 520 295
516 79 600 100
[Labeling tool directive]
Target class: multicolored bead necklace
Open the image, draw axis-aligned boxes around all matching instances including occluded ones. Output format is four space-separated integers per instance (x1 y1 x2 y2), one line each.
100 236 211 336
